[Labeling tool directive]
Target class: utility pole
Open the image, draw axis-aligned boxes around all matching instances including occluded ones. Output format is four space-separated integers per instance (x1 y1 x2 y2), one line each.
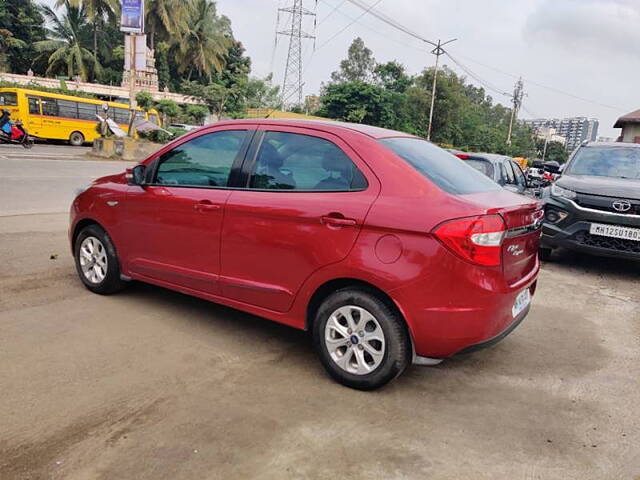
127 34 137 137
427 38 456 141
506 77 524 147
277 0 316 109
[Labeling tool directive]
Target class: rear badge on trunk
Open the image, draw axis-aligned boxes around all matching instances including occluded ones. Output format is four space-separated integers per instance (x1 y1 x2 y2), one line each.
507 244 524 256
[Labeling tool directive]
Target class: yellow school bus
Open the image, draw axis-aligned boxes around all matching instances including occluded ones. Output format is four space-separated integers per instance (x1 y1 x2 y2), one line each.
0 87 159 146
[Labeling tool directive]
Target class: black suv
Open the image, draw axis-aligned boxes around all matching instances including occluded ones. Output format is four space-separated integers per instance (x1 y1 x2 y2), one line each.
540 142 640 260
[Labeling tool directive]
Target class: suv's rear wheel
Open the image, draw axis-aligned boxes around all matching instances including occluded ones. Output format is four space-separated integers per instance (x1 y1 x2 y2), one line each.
74 224 126 294
313 288 410 390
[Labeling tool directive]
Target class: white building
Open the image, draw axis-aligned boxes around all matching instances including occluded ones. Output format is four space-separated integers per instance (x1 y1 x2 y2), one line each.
522 117 599 151
614 109 640 143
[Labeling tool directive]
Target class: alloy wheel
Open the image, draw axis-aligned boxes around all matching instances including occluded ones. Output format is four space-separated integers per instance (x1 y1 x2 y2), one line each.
79 236 108 284
324 305 386 375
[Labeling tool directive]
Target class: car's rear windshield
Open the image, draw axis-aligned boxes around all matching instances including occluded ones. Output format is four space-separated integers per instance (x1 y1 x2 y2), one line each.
464 158 494 179
379 137 501 194
566 147 640 179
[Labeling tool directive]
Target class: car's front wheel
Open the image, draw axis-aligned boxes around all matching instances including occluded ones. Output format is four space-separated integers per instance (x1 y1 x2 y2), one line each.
313 288 411 390
74 224 127 294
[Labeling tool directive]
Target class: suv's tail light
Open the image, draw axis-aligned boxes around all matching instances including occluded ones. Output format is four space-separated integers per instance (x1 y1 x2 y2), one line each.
433 214 506 266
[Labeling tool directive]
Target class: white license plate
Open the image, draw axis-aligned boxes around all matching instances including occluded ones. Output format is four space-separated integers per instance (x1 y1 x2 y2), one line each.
589 223 640 242
512 288 531 318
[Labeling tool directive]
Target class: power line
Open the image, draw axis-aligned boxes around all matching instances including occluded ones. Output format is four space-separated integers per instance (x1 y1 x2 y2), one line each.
344 0 437 46
446 51 627 112
315 0 431 54
315 0 386 51
317 0 348 27
340 0 627 113
444 53 511 98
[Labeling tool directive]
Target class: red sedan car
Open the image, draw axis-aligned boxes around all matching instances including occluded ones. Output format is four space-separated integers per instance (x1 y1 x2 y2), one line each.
70 119 542 390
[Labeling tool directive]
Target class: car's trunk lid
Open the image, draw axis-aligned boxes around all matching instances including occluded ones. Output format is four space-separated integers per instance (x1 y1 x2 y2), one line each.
462 191 543 287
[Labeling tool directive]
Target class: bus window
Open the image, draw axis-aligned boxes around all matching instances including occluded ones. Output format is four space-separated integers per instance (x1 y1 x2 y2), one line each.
28 97 40 114
112 107 130 124
41 97 59 116
78 103 98 120
149 113 159 125
58 99 79 119
0 92 17 106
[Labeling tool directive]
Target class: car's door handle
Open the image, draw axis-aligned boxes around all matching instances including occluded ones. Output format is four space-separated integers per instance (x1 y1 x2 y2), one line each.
321 215 357 227
194 201 221 212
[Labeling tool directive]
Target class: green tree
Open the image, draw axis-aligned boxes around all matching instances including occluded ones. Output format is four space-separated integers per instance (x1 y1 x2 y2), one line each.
374 61 412 93
155 99 180 127
184 104 208 124
34 2 97 81
145 0 192 50
58 0 119 67
536 139 568 164
0 0 46 74
330 37 375 83
135 91 155 112
176 0 232 80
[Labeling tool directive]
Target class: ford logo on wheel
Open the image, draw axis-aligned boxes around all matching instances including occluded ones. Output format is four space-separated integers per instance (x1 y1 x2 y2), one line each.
612 200 632 212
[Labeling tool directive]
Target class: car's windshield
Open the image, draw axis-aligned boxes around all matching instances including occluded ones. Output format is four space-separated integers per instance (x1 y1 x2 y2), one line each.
379 137 501 194
566 147 640 179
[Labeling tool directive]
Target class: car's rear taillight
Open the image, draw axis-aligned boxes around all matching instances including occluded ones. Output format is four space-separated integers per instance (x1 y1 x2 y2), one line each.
433 214 506 266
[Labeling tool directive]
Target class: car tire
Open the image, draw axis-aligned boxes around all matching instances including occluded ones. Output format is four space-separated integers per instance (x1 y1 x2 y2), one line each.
74 224 127 295
539 247 553 262
69 131 85 146
313 288 411 390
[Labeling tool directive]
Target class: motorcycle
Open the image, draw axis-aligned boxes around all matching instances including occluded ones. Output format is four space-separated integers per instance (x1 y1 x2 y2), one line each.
0 110 34 149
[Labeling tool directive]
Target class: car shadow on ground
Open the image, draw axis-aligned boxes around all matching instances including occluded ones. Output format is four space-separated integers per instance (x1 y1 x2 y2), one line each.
543 248 640 282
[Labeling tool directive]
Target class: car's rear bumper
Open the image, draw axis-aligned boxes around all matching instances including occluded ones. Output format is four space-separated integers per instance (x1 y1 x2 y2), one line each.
390 255 539 358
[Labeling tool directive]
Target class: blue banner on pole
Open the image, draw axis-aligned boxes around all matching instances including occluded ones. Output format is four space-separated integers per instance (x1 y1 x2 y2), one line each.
121 0 144 33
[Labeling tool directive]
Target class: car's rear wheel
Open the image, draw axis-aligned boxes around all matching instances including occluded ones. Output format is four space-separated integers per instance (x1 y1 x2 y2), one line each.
313 288 410 390
74 224 126 294
69 131 85 146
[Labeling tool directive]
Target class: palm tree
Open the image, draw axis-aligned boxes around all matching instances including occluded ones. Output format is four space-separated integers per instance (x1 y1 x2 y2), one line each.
176 0 231 80
57 0 120 66
146 0 193 51
34 2 97 81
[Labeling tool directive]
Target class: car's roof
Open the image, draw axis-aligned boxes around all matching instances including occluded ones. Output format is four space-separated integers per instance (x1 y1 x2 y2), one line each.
463 152 511 164
582 141 640 149
216 118 417 140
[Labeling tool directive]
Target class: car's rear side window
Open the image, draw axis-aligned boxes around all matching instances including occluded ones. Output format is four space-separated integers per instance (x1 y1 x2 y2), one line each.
379 137 501 194
249 131 368 191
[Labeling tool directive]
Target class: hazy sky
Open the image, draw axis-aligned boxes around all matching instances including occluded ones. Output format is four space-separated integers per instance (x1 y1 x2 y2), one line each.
216 0 637 137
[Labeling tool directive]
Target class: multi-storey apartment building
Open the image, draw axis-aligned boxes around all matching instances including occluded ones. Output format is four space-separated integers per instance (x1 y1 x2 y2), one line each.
522 117 599 151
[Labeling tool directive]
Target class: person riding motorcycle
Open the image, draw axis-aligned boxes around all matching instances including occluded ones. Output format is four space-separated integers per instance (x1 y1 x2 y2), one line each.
0 109 33 148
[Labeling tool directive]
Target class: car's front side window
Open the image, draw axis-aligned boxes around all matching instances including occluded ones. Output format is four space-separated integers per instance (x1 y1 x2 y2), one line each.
154 130 249 187
249 131 367 191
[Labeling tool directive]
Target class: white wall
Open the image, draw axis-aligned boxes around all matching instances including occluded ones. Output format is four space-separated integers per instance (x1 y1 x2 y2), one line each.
621 124 640 143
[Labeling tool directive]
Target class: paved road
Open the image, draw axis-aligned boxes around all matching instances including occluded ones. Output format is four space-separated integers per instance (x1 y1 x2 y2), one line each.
0 145 132 216
0 162 639 479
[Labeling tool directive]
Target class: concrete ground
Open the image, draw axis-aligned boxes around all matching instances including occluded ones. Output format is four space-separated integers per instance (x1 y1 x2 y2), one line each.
1 153 639 479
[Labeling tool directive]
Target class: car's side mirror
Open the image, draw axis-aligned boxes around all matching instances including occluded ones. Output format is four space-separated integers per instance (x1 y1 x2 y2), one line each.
126 164 147 186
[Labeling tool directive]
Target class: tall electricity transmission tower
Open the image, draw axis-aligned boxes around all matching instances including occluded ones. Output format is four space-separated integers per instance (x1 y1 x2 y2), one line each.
277 0 316 108
506 77 525 146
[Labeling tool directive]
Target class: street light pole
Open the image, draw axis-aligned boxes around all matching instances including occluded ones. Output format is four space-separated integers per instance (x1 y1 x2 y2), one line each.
426 38 456 142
